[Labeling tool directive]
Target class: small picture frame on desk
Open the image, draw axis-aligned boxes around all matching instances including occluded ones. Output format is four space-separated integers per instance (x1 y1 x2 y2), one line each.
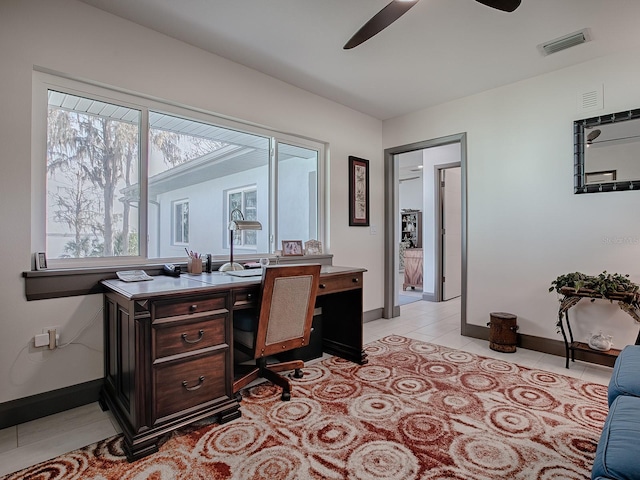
304 239 323 255
282 240 304 256
35 252 48 270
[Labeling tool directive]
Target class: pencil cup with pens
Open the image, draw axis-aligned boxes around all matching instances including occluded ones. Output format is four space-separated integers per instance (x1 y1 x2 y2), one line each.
186 250 203 274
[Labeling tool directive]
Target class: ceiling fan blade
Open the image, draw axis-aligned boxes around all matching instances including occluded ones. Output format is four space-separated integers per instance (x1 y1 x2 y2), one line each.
475 0 521 12
344 0 420 50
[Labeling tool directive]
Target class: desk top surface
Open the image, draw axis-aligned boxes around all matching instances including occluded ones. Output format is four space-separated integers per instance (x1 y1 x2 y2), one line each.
102 265 366 300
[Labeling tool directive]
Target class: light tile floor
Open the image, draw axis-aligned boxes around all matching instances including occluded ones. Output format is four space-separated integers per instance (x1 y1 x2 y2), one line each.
0 297 613 477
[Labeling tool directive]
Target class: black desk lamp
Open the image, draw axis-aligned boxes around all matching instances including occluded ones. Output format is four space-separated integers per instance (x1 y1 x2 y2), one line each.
219 208 262 272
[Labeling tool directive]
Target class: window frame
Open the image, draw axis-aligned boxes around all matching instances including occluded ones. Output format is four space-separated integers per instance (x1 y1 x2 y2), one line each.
32 71 326 269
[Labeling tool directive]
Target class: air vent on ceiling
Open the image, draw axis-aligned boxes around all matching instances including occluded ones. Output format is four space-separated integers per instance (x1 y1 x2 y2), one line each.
538 29 590 56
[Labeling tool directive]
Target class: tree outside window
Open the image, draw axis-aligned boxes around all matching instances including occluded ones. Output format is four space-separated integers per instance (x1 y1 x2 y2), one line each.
46 93 141 258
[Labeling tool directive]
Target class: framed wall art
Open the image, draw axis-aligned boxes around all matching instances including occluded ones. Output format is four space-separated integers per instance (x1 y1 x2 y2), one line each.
348 156 370 226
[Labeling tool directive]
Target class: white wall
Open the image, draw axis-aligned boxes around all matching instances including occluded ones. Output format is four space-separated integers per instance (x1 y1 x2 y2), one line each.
0 0 382 403
384 51 640 348
399 180 422 212
399 151 423 211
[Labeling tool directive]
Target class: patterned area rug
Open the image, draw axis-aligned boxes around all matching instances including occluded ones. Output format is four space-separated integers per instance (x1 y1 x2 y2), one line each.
2 335 608 480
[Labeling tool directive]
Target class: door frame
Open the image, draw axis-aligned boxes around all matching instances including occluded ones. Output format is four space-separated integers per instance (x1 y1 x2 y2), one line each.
383 133 468 334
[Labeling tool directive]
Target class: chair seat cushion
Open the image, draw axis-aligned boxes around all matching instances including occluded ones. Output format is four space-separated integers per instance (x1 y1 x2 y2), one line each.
608 345 640 406
592 395 640 480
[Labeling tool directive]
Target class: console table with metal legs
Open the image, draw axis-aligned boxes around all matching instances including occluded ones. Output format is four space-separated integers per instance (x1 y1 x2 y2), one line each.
556 287 640 369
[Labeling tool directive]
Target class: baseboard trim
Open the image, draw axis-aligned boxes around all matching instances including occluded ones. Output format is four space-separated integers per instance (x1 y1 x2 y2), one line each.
421 292 437 302
364 307 384 323
0 379 103 429
463 324 615 367
464 323 566 356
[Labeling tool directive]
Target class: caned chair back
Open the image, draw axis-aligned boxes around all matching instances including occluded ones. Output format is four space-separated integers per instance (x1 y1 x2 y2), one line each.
254 264 321 358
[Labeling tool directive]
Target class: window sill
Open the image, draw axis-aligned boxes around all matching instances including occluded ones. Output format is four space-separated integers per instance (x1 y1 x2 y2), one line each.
22 254 333 300
22 263 181 301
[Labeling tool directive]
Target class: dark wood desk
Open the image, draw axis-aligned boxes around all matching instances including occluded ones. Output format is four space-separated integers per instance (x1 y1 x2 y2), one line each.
100 265 366 461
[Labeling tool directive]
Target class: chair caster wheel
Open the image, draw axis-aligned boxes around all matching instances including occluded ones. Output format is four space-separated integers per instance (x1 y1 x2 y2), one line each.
293 368 303 379
281 391 291 401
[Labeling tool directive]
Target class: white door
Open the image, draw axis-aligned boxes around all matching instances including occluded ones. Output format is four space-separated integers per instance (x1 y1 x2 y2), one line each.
442 167 461 300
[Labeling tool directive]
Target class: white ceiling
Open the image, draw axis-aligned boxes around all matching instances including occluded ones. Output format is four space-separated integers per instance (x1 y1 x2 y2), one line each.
79 0 640 121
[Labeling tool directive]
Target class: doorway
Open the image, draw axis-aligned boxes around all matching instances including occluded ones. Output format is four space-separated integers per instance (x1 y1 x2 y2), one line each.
383 134 467 332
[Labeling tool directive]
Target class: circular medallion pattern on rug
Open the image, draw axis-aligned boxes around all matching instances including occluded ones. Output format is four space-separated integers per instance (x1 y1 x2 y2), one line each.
399 412 451 446
301 415 362 452
504 384 559 410
458 371 499 391
346 440 420 480
389 375 434 395
195 420 268 459
311 378 361 402
349 393 405 421
233 445 311 480
485 405 545 438
269 397 322 426
450 433 521 477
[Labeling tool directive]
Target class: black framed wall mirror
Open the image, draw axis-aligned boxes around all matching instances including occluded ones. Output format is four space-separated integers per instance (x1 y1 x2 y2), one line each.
574 108 640 193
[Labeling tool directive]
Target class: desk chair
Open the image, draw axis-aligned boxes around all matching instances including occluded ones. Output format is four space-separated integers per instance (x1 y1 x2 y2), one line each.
233 264 321 401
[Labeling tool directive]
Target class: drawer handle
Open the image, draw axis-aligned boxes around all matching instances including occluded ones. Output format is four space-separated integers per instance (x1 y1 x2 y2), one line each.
189 304 198 312
352 277 359 283
319 284 326 289
181 329 204 344
182 376 205 391
247 293 253 299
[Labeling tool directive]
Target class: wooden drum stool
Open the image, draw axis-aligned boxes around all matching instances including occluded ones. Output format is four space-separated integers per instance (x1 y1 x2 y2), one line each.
487 312 518 353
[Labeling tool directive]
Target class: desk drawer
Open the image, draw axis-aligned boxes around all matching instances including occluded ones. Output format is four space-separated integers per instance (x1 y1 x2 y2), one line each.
154 351 227 421
153 315 226 359
232 289 258 309
318 272 363 295
153 295 227 319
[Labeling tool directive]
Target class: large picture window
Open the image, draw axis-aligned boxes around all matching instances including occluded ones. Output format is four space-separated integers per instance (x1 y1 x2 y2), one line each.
35 73 325 268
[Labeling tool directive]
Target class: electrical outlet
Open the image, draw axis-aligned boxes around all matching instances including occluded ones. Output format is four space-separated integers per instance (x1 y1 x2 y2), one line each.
34 333 50 347
34 326 61 349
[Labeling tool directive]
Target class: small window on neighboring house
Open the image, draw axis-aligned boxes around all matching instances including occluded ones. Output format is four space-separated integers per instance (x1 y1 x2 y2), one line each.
228 187 257 248
173 200 189 245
